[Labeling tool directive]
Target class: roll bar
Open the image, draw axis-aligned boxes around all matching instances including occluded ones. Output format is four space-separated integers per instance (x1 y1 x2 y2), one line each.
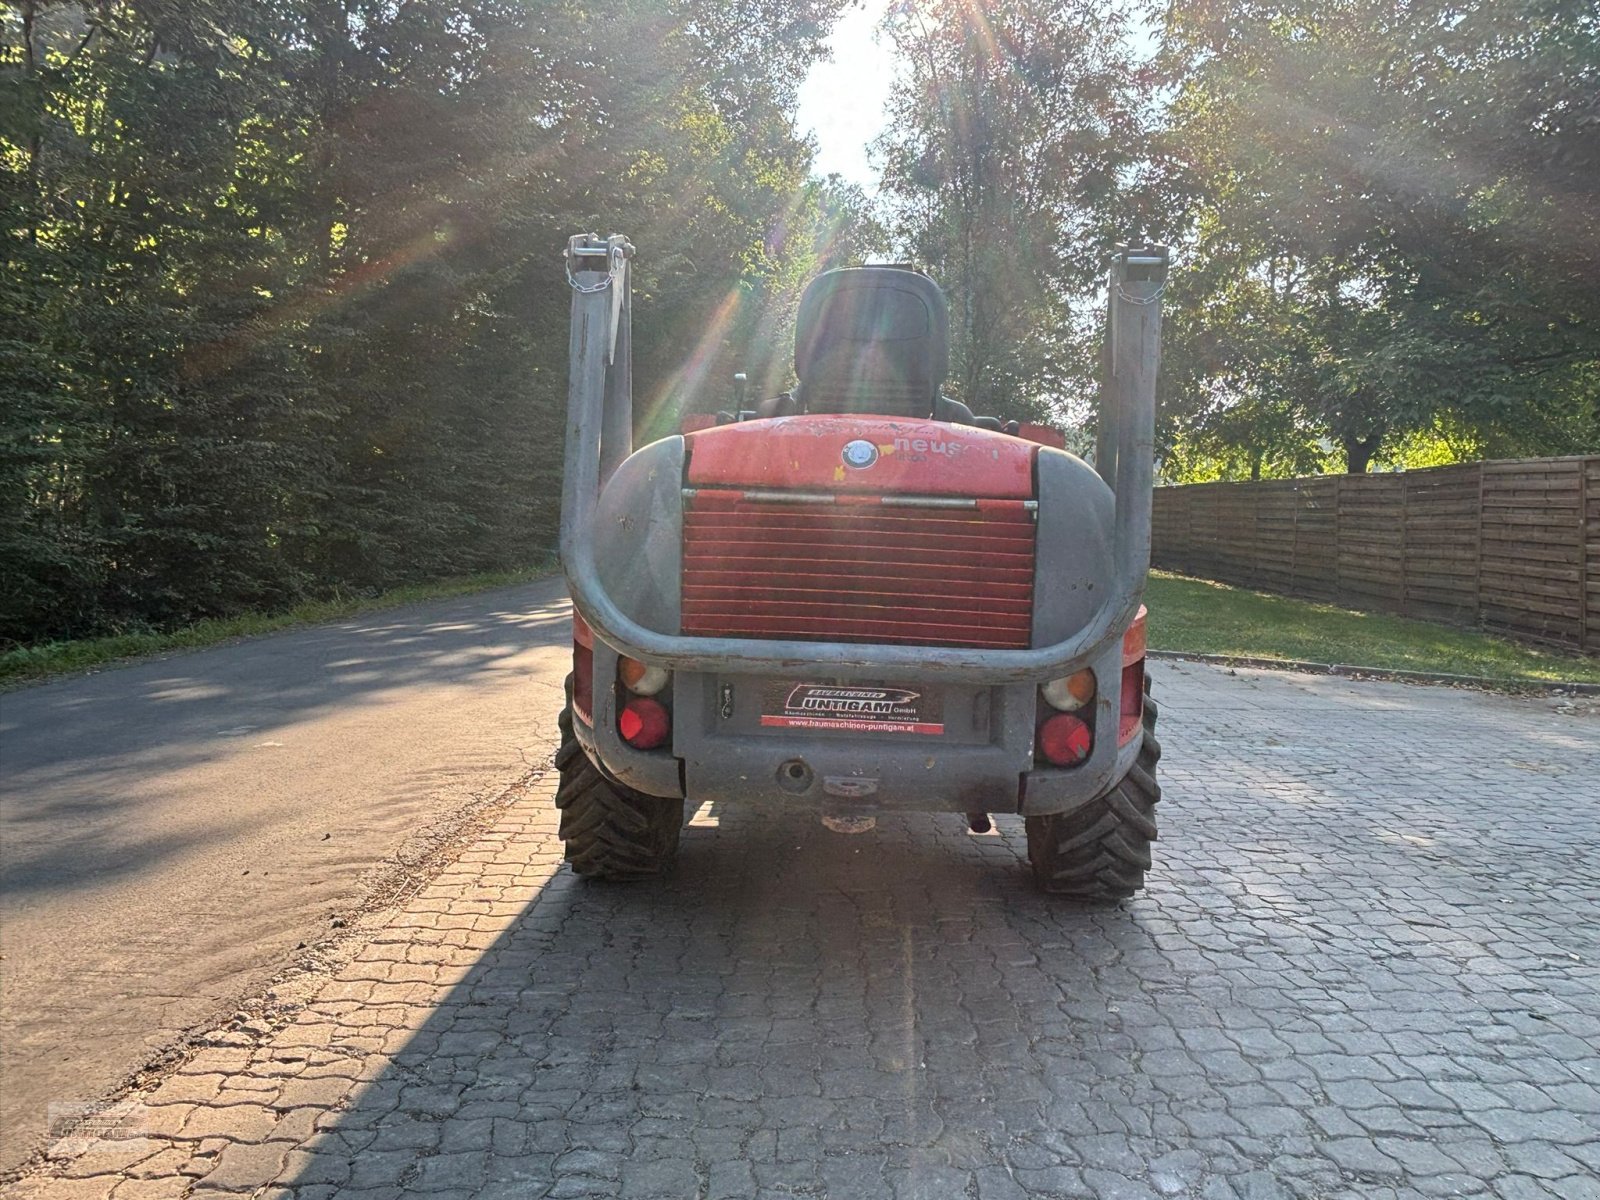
558 233 1167 685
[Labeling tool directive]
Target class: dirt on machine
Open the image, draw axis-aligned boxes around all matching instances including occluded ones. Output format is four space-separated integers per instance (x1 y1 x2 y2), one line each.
555 235 1168 899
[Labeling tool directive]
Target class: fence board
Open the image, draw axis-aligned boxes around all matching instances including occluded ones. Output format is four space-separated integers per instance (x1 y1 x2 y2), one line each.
1150 455 1600 656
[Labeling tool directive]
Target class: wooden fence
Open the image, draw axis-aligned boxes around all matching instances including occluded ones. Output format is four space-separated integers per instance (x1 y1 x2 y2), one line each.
1151 456 1600 654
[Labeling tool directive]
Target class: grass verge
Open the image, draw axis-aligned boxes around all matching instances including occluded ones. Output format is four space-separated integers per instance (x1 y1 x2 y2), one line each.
1145 571 1600 686
0 564 556 687
9 562 1592 690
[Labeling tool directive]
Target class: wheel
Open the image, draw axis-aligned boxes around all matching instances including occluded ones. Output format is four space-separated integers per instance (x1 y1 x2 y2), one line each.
555 674 682 878
1025 678 1161 900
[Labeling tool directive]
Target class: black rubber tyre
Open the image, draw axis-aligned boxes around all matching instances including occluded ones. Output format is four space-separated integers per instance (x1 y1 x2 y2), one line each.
1025 679 1161 900
555 674 682 879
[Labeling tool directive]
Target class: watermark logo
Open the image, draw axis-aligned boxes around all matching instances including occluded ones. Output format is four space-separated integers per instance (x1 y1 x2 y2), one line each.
47 1100 155 1158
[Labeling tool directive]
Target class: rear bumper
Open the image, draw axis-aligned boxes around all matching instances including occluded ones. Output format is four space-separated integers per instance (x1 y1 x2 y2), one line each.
574 636 1142 817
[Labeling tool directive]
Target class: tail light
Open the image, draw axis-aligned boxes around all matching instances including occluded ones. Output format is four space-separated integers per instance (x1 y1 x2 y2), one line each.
617 651 671 749
619 656 669 696
1038 713 1092 766
620 697 671 750
1041 669 1095 711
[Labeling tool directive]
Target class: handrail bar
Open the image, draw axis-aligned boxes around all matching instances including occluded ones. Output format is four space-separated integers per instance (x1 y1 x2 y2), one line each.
557 235 1166 685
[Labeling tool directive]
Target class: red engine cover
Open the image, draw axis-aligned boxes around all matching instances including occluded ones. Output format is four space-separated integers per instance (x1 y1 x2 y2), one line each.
684 415 1036 498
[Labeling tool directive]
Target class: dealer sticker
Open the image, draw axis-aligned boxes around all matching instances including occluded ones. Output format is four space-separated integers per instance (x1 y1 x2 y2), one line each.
760 682 944 735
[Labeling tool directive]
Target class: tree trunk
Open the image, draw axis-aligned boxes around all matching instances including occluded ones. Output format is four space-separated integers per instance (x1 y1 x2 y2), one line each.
308 0 346 281
21 0 41 243
1343 433 1382 474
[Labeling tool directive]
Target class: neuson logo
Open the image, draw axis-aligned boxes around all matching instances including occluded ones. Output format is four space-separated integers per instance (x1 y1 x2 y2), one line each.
841 439 879 469
893 436 1001 459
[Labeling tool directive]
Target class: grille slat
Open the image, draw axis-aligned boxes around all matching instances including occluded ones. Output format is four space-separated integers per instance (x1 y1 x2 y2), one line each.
684 582 1035 608
686 530 1032 554
692 618 1031 649
686 510 1035 531
682 562 1035 589
682 493 1036 649
685 547 1033 572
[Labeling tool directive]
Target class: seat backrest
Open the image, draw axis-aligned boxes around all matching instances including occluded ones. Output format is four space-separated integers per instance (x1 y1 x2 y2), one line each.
794 267 949 417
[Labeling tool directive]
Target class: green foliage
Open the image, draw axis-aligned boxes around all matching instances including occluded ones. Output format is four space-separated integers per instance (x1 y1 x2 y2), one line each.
870 0 1597 472
1 0 856 647
874 0 1152 423
1153 0 1600 477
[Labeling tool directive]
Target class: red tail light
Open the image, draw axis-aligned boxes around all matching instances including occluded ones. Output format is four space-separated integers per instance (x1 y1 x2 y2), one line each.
1038 713 1092 766
619 697 671 750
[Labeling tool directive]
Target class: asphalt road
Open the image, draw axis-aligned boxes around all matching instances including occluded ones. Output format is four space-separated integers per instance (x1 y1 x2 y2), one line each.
0 578 571 1173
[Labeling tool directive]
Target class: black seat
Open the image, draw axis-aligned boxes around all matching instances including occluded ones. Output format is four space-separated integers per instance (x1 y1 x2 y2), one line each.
794 267 950 418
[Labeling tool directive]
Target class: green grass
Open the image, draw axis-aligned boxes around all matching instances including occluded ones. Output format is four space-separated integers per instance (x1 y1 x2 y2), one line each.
9 561 1592 690
0 564 556 687
1145 571 1600 685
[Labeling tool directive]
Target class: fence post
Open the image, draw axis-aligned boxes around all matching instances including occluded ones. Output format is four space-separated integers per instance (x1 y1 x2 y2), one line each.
1289 480 1299 595
1399 474 1410 617
1333 473 1344 605
1581 458 1592 651
1475 461 1486 630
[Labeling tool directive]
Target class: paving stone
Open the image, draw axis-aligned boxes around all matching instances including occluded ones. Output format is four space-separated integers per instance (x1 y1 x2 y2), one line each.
619 1157 699 1198
276 1149 351 1187
194 1140 294 1192
545 1177 618 1200
10 663 1599 1200
706 1160 756 1200
1083 1168 1160 1200
1318 1136 1405 1177
551 1148 621 1180
973 1166 1030 1200
1234 1170 1291 1200
1013 1165 1087 1194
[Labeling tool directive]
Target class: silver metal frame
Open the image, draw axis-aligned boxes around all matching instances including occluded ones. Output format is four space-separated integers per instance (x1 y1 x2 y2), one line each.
559 233 1167 685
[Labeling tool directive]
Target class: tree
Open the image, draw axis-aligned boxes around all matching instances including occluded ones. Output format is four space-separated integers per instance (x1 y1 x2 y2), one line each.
874 0 1155 423
1154 0 1600 476
0 0 867 645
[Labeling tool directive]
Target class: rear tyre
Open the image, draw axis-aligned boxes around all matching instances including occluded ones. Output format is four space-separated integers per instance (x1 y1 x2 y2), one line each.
555 674 681 879
1026 679 1161 900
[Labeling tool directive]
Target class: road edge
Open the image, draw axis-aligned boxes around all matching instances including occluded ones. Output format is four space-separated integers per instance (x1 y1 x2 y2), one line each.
1147 649 1600 696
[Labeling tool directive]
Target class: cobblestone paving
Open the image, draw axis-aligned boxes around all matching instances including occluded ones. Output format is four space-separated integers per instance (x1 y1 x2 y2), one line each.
8 662 1599 1200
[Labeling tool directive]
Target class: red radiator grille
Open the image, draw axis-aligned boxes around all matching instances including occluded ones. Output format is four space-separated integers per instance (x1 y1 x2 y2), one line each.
682 491 1036 649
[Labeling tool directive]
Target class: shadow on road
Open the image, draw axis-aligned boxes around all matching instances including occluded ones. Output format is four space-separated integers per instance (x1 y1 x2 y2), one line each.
0 585 570 897
279 808 1157 1197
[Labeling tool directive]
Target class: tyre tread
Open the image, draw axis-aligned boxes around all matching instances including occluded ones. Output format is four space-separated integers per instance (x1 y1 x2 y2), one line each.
554 675 681 879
